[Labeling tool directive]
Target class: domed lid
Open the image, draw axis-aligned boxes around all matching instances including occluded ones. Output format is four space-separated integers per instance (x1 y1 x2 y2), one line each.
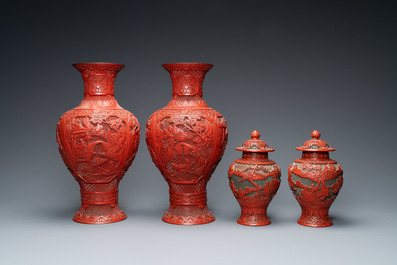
236 130 275 153
296 130 335 152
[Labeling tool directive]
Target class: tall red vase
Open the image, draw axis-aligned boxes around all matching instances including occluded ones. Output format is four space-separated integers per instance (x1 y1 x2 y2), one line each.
145 63 228 225
288 130 343 227
56 63 140 224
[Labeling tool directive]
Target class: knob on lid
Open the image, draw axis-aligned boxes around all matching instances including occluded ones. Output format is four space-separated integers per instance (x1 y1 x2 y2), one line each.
296 130 335 152
236 130 275 152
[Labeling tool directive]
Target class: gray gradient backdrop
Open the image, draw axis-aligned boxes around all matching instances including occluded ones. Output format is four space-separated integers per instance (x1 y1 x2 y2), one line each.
1 1 396 264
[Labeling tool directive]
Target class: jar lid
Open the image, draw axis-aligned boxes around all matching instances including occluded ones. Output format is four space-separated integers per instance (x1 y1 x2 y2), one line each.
296 130 335 152
236 130 275 153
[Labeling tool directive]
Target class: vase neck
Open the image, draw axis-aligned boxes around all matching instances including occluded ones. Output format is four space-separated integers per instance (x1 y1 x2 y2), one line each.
301 151 330 160
241 152 269 161
163 63 213 99
74 63 124 100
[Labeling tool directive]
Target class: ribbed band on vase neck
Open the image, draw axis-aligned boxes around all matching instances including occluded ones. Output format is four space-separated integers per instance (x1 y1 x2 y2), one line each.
169 191 207 206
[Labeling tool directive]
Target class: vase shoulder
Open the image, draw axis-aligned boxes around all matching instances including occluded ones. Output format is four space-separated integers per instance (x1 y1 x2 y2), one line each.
289 161 343 182
151 106 225 120
59 107 139 129
234 158 277 165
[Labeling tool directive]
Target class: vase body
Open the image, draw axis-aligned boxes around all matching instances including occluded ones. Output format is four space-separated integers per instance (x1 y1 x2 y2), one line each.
56 63 140 224
228 131 281 226
146 63 228 225
288 130 343 227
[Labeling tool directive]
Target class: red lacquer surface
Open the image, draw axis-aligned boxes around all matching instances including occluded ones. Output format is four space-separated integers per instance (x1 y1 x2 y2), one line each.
146 63 228 225
56 63 140 224
288 130 343 227
228 131 281 226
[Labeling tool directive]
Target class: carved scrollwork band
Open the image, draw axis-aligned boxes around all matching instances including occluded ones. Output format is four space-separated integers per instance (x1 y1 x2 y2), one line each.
81 190 118 205
169 192 207 206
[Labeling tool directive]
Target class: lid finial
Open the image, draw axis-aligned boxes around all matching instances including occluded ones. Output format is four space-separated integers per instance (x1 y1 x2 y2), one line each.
251 130 260 139
311 130 321 139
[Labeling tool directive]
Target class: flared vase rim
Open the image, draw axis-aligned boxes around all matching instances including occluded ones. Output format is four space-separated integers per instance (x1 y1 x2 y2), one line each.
73 62 125 68
162 62 213 68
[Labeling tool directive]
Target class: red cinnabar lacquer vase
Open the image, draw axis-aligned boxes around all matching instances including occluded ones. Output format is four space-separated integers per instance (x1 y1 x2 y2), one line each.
228 130 281 226
56 63 140 224
145 63 228 225
288 130 343 227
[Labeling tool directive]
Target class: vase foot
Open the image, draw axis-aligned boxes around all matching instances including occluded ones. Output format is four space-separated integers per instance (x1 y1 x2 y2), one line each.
237 206 271 226
297 208 332 227
73 204 127 224
162 205 215 225
237 215 271 226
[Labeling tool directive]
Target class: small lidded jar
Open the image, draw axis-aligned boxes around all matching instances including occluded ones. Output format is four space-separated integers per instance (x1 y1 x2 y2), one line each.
228 130 281 226
288 130 343 227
